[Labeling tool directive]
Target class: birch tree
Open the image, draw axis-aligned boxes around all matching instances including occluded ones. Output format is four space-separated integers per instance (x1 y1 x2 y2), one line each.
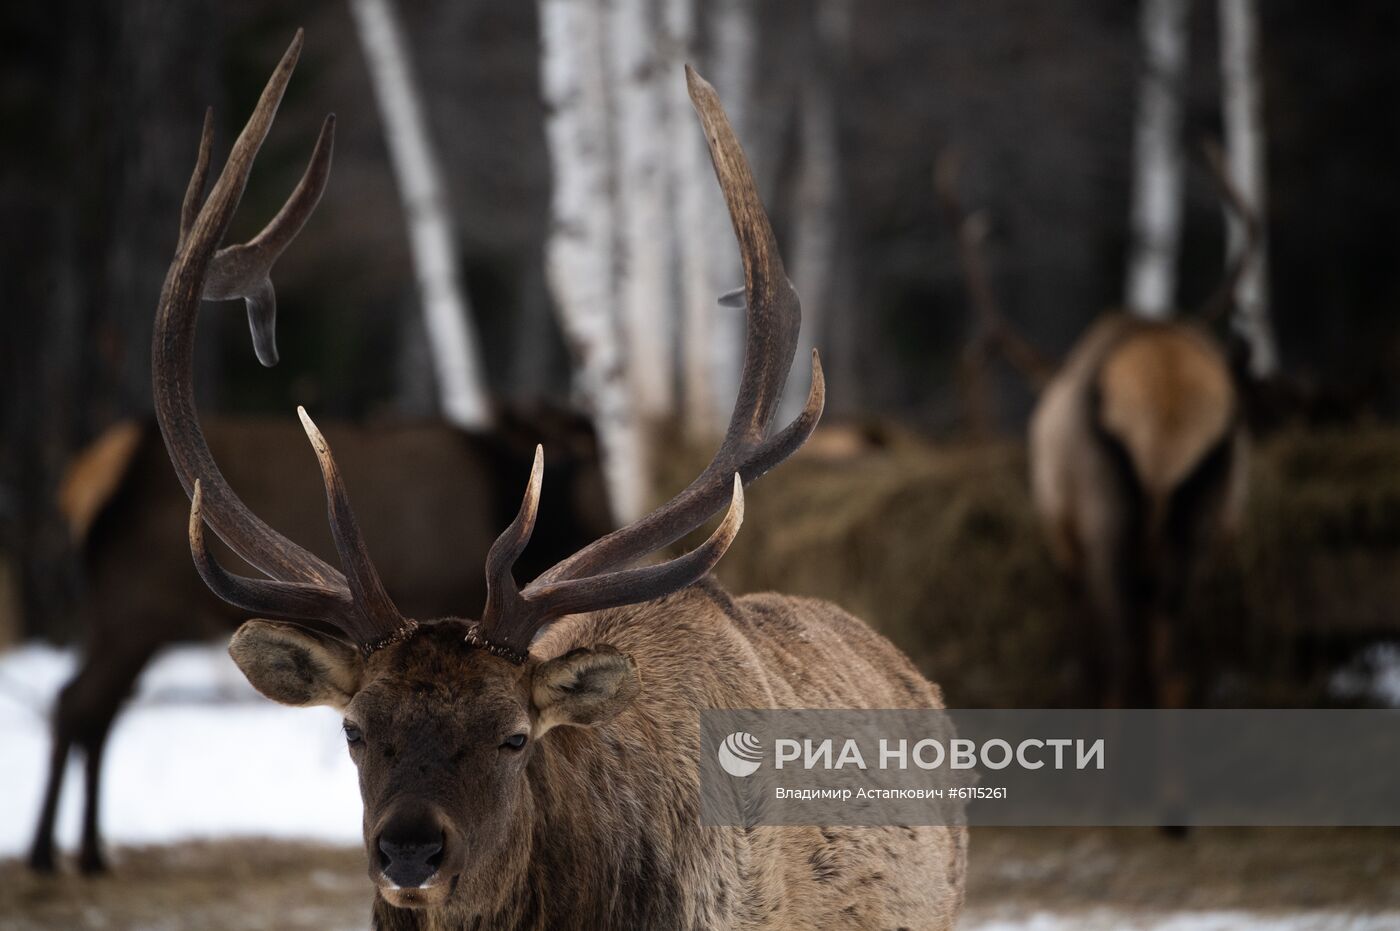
349 0 491 428
611 0 676 417
1125 0 1192 319
671 0 713 436
1219 0 1279 376
539 0 649 522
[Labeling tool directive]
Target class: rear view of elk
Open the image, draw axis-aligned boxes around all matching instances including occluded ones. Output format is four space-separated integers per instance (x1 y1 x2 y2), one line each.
1030 315 1246 708
151 31 964 929
941 148 1251 709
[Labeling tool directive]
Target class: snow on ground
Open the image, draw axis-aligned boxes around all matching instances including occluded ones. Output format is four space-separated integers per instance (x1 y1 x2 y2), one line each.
0 642 361 857
1330 642 1400 707
962 913 1399 931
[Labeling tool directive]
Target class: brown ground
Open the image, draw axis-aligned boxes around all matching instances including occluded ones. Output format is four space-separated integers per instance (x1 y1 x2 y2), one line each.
966 827 1400 913
0 842 371 931
1 828 1396 929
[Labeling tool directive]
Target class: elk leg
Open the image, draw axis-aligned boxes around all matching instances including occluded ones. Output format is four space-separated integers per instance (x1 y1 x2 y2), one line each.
1084 542 1137 708
1151 608 1192 838
39 641 150 875
76 645 150 875
77 715 115 874
26 716 72 873
1150 609 1189 710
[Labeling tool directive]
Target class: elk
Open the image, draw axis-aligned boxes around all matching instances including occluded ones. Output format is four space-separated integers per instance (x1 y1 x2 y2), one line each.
27 408 609 875
148 31 965 929
938 145 1253 710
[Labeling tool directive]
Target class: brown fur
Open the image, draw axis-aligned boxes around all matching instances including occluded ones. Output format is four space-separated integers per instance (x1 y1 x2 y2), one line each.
57 421 144 544
233 580 965 930
1030 315 1247 707
1097 328 1234 504
28 412 610 874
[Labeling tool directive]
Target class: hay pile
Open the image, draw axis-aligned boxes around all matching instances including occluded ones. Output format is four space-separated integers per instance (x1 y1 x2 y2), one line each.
679 426 1400 707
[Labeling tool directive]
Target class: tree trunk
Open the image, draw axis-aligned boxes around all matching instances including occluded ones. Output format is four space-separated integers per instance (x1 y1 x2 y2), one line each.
349 0 492 429
1218 0 1279 377
610 0 675 417
1125 0 1191 319
782 0 847 423
538 0 648 523
673 0 717 438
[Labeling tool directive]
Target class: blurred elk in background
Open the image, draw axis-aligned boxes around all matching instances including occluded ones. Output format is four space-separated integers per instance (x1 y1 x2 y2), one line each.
938 143 1255 709
26 105 611 876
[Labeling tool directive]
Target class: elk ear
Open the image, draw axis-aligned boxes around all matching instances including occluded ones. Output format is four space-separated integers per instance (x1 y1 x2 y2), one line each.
229 620 363 709
530 645 639 736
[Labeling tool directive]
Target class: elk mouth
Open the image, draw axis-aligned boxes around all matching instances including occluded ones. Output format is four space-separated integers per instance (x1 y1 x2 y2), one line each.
376 869 459 909
371 813 462 909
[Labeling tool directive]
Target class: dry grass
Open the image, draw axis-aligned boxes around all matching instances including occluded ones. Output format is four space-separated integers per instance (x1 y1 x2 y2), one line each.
680 426 1400 707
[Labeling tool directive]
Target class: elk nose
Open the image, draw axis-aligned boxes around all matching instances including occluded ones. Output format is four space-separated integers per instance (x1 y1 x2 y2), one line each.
377 831 445 889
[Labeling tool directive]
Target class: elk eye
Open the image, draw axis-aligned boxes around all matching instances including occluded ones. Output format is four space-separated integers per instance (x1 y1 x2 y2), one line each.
343 723 364 744
501 733 527 751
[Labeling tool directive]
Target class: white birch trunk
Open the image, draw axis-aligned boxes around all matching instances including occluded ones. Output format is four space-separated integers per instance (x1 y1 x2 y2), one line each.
348 0 491 428
671 0 721 437
611 0 675 416
539 0 648 523
1219 0 1279 376
1125 0 1191 319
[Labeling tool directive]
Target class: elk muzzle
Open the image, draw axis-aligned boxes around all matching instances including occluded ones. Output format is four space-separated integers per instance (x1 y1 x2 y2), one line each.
372 802 461 906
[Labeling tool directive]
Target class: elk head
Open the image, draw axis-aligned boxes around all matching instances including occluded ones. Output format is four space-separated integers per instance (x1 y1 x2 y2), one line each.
153 33 821 910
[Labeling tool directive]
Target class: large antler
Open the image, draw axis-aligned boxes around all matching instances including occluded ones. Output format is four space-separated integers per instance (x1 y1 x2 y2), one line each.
153 31 413 654
1196 139 1262 325
470 66 824 662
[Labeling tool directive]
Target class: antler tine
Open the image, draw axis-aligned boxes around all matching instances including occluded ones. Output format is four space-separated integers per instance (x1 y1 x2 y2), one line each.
479 477 746 661
206 113 336 367
188 480 353 624
524 475 745 620
1197 139 1261 326
471 446 544 661
481 446 543 609
687 64 799 452
178 108 215 252
298 409 412 648
473 66 821 661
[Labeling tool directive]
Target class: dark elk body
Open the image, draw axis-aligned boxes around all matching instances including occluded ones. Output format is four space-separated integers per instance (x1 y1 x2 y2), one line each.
143 31 964 929
28 412 610 874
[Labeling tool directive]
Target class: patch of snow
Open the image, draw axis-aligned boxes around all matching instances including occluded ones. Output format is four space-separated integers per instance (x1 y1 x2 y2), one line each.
0 642 75 711
1329 643 1400 707
0 642 361 858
